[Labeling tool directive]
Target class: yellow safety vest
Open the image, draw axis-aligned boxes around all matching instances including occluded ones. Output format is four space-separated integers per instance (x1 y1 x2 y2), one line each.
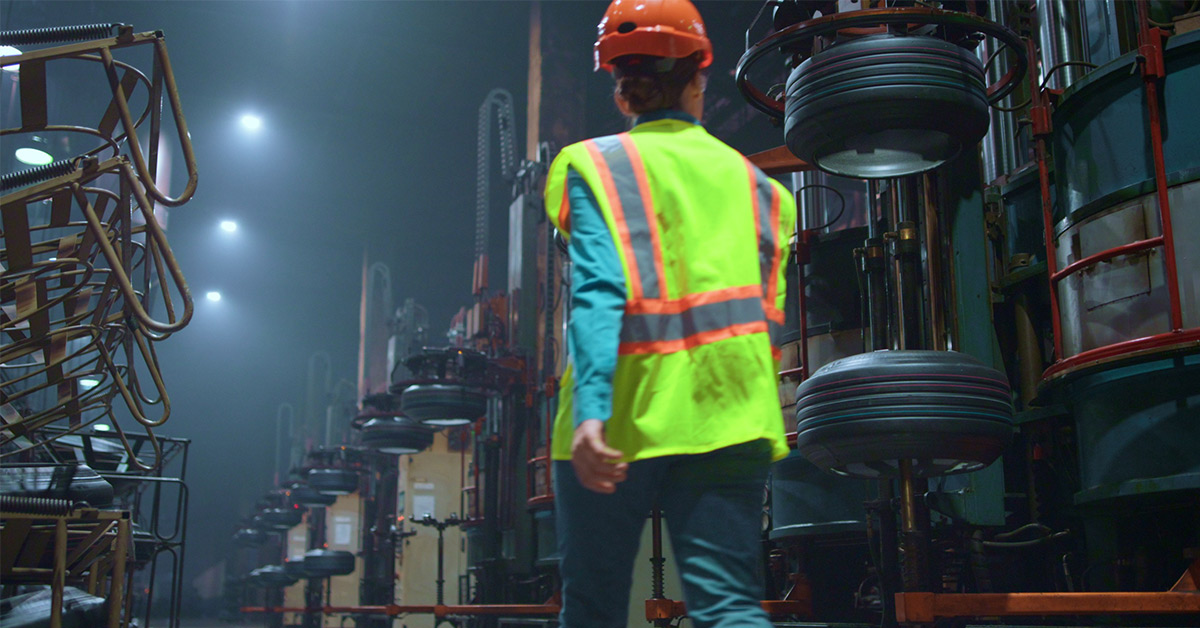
545 117 795 463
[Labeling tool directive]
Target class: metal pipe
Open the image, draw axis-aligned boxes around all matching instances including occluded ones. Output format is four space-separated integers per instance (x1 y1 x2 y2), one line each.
1036 0 1090 91
978 0 1019 183
651 509 665 600
791 172 810 380
898 459 930 592
274 404 295 486
1013 293 1042 407
921 174 948 352
865 181 889 351
893 178 922 350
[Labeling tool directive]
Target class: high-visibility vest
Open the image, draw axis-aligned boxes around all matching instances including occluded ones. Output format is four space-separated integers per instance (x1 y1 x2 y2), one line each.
545 117 795 463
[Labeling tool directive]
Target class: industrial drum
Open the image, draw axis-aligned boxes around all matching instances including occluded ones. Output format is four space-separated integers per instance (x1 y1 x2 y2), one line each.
1045 31 1200 504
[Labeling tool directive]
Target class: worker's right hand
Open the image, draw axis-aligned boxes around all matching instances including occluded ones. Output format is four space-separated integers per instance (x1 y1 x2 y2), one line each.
571 419 628 494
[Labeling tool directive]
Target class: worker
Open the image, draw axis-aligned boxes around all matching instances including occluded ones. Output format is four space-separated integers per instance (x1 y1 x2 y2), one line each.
542 1 797 626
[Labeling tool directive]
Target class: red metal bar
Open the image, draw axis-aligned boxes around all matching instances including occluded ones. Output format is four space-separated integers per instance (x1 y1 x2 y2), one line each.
434 604 560 617
1049 236 1165 284
525 384 556 507
1171 558 1199 592
1136 4 1184 332
1029 34 1065 364
894 592 1200 623
1041 328 1200 381
748 145 815 176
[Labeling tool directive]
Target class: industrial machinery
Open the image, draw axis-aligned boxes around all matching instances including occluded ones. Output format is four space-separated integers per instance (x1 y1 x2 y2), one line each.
240 1 1198 627
1 22 198 628
734 1 1200 626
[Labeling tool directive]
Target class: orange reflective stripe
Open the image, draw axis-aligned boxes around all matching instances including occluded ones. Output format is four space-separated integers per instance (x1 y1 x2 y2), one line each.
584 138 644 299
588 135 662 299
618 321 770 355
559 183 571 234
618 133 667 298
626 284 762 315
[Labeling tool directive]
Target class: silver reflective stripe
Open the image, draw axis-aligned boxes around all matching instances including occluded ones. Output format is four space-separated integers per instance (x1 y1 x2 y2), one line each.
621 296 766 344
592 135 661 299
751 168 777 290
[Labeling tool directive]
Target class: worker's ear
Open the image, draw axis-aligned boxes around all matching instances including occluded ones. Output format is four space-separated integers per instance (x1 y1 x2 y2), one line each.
613 91 635 117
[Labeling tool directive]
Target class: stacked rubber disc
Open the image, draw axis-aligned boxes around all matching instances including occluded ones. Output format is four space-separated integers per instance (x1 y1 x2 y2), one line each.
360 415 435 454
401 384 487 427
785 34 989 178
302 549 356 577
795 350 1013 478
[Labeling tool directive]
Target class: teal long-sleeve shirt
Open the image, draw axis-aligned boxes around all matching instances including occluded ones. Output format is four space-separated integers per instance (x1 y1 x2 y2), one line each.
566 110 699 427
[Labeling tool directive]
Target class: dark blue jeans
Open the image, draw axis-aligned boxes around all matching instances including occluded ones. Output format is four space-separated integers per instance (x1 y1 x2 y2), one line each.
554 439 773 628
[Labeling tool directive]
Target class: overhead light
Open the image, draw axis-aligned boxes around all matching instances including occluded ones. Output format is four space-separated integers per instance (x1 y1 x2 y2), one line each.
79 378 101 390
93 423 112 432
240 114 262 131
15 147 53 165
220 220 238 233
1 45 20 73
206 291 222 302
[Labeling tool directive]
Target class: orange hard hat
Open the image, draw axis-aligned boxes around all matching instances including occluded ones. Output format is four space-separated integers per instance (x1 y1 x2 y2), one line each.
594 0 714 72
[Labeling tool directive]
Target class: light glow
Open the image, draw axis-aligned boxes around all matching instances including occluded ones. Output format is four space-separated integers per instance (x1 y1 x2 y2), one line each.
206 291 222 302
79 378 101 389
1 45 20 73
220 220 238 233
240 114 262 131
15 147 53 165
94 423 112 432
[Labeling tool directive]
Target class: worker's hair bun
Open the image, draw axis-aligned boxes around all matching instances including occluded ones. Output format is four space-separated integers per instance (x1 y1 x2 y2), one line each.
613 52 704 115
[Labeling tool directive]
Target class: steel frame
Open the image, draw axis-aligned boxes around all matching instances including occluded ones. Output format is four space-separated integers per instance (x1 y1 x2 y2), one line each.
894 558 1200 622
0 507 132 628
